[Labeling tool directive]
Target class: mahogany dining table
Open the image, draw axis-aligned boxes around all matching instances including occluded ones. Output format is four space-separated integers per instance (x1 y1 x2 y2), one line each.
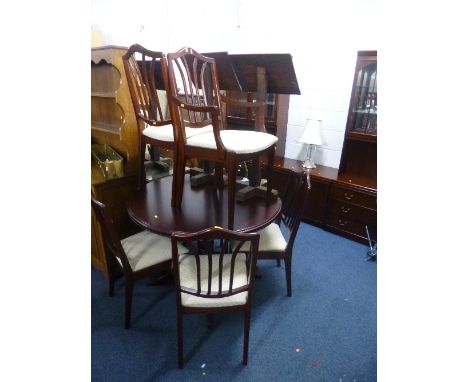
126 174 282 236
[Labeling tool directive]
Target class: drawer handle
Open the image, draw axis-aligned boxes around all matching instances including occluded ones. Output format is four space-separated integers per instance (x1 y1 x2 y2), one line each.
338 219 348 226
340 206 351 213
344 192 354 200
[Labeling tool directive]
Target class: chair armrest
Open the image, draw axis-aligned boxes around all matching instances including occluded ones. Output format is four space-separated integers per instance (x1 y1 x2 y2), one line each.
170 95 225 156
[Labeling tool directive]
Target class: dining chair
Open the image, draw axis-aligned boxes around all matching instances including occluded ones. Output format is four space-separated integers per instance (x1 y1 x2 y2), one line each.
91 196 185 329
237 172 311 297
166 47 278 229
122 44 213 202
171 226 260 368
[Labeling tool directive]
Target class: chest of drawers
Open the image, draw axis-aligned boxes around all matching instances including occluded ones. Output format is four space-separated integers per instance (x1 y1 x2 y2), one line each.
326 182 377 243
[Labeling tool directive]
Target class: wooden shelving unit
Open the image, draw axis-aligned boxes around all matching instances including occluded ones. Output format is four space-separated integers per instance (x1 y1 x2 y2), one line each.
91 46 140 277
91 45 139 176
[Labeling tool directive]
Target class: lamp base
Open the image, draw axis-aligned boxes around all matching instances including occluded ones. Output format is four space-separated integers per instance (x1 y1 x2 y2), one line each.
302 161 316 169
302 144 318 169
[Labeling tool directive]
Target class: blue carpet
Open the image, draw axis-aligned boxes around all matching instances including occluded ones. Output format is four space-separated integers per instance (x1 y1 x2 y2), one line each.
92 223 376 381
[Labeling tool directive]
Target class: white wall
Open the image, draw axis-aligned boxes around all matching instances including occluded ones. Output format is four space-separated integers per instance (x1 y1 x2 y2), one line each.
92 0 376 169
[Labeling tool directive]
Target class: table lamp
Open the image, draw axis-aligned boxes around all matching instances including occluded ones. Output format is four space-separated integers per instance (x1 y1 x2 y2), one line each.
298 119 325 169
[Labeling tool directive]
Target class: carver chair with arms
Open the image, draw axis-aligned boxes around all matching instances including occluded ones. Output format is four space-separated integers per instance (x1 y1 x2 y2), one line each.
171 226 260 368
91 197 185 329
166 47 278 229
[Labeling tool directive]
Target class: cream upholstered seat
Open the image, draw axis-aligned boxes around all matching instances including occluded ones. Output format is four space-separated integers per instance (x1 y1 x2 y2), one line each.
91 197 184 329
171 227 260 368
186 129 278 154
120 230 185 272
237 222 287 252
143 123 213 142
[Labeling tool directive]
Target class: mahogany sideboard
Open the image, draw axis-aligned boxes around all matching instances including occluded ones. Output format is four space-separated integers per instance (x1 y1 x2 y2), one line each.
262 156 377 244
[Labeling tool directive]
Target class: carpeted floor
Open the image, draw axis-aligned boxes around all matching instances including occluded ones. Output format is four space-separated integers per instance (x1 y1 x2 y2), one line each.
92 223 376 381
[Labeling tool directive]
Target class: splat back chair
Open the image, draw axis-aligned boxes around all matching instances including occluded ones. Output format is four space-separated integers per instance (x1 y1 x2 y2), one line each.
171 227 260 368
166 47 278 229
122 44 173 191
91 197 184 329
247 172 310 297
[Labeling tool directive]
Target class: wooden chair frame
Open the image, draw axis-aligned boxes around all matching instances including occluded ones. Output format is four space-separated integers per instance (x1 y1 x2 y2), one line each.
166 47 277 229
122 44 178 198
259 172 311 296
91 197 172 328
171 227 260 368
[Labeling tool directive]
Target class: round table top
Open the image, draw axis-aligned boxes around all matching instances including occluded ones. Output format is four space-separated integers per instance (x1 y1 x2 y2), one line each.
127 174 282 236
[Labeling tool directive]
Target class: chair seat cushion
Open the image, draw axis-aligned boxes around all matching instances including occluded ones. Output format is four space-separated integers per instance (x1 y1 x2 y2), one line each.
178 253 249 308
143 124 213 142
235 223 287 253
186 130 278 154
120 230 183 272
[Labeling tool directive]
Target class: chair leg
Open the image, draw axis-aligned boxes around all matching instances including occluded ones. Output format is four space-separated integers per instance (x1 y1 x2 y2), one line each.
243 307 252 366
214 163 224 189
124 279 134 329
177 310 184 369
172 152 186 208
265 146 275 203
276 259 281 267
227 156 237 230
137 137 147 191
284 256 292 297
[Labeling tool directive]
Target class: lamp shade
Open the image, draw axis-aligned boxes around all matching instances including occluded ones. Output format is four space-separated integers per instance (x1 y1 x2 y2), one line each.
298 119 326 145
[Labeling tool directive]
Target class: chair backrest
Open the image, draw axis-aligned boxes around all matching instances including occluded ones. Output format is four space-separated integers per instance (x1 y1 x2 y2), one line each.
278 172 311 251
171 227 259 301
91 197 133 274
166 47 222 133
122 44 172 128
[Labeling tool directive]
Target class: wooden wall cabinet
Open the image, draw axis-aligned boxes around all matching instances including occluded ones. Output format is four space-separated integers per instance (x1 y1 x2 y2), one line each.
324 51 377 243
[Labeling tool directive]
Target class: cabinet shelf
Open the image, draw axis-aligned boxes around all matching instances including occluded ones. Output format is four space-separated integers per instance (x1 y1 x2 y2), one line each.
91 121 122 134
353 108 377 115
345 131 377 143
92 91 117 98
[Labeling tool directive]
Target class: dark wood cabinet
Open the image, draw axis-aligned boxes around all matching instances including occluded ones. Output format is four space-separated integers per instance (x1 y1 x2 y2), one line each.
326 182 376 242
262 157 337 227
262 51 377 245
324 50 377 243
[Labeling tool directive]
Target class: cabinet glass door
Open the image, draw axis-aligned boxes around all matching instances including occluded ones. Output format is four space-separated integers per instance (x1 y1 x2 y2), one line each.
349 62 377 135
